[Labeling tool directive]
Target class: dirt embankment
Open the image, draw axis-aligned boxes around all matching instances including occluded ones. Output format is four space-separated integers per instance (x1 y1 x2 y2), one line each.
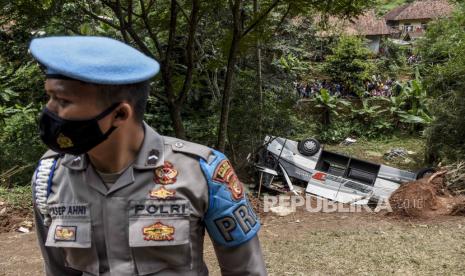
389 171 465 218
0 201 33 233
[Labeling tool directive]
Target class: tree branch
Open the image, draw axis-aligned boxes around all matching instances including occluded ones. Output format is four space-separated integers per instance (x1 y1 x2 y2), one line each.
177 0 200 105
162 0 179 102
100 1 155 59
273 2 291 34
242 0 280 38
79 5 119 30
139 0 162 56
174 0 189 20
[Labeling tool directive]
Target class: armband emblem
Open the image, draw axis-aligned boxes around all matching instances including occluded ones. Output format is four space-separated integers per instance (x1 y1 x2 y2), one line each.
213 160 244 200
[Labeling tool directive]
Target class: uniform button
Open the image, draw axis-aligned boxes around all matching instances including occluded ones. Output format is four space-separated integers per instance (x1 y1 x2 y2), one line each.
175 142 184 148
71 157 81 166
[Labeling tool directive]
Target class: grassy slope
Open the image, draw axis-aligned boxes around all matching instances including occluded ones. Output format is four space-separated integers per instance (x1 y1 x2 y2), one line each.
376 0 409 15
261 224 465 275
0 186 32 210
324 135 427 171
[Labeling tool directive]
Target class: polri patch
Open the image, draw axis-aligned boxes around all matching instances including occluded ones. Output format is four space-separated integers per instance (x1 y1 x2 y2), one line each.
213 160 244 200
154 161 178 185
142 222 175 241
54 225 77 241
132 200 189 216
149 186 176 199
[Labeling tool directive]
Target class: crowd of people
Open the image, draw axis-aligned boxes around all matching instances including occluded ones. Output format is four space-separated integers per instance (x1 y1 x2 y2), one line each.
294 75 399 99
294 80 343 98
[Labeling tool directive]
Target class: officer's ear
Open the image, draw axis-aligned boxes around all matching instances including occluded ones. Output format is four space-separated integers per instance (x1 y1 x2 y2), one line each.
112 103 132 126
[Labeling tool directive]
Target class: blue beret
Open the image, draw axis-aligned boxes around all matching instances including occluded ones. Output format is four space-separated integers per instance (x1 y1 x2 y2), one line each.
29 36 160 85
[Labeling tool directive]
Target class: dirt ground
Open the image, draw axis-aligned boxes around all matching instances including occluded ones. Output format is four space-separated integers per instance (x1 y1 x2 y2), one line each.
1 211 465 276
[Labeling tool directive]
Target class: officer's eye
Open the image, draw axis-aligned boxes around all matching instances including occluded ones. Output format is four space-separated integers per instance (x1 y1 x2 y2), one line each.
57 98 71 107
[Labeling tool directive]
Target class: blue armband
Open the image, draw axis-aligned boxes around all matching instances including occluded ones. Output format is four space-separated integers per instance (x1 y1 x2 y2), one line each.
200 150 260 247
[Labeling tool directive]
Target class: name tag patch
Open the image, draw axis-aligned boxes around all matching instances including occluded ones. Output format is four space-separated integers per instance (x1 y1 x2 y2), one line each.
54 225 77 241
142 222 175 241
49 203 88 218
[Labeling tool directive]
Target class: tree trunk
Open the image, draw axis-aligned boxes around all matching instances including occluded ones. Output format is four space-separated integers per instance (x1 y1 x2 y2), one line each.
168 102 186 139
322 108 331 129
162 0 186 139
217 0 280 151
254 0 263 140
217 0 242 152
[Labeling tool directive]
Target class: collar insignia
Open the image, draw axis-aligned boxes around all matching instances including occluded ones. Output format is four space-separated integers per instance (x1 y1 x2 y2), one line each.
154 161 178 185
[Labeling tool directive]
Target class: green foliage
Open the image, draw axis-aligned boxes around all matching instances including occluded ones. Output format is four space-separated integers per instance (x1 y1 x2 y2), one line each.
0 0 425 186
375 0 408 15
416 7 465 163
313 77 431 143
274 53 309 76
0 108 45 187
323 36 375 95
375 39 407 79
310 88 350 129
0 185 33 209
227 68 303 157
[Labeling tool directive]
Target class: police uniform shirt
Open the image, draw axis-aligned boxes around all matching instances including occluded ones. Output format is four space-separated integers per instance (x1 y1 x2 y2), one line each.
33 122 267 276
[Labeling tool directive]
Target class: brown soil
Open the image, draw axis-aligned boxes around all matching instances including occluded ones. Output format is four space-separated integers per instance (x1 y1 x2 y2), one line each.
0 204 33 233
1 205 465 275
389 171 465 218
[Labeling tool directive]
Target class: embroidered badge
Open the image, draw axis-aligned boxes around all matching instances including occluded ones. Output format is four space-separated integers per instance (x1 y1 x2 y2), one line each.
149 187 176 199
142 222 175 241
54 225 77 241
154 161 178 185
57 133 74 148
213 160 244 200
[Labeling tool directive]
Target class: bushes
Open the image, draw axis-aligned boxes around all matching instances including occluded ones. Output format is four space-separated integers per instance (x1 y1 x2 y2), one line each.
302 79 431 144
0 107 45 187
323 36 375 95
416 6 465 163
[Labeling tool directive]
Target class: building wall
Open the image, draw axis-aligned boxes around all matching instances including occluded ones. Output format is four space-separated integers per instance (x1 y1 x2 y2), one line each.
397 19 429 32
365 35 381 54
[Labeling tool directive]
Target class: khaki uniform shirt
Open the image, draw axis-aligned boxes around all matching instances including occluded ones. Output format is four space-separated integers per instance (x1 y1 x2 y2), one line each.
33 123 266 276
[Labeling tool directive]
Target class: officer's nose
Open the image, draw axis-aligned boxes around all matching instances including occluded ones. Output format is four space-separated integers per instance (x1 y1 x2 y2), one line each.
45 97 59 114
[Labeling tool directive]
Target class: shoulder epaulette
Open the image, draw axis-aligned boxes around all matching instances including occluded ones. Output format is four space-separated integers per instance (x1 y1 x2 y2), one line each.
164 136 213 161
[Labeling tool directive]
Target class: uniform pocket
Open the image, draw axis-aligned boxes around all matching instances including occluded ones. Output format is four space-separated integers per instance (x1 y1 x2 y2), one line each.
46 203 91 248
129 200 192 274
45 203 99 275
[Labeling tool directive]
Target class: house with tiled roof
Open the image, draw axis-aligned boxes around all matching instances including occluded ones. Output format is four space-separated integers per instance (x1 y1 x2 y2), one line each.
384 0 455 40
316 10 398 53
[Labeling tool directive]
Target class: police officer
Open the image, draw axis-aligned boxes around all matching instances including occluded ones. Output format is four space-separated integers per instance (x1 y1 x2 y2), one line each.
30 36 266 276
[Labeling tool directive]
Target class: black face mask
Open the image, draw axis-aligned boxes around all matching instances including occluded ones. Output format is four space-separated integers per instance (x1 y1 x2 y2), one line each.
39 103 120 155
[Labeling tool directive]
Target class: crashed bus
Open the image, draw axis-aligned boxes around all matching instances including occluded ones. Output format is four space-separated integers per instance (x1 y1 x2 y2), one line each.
254 136 434 205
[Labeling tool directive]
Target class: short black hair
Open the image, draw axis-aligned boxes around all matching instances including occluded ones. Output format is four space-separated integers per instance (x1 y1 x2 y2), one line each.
95 81 150 123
